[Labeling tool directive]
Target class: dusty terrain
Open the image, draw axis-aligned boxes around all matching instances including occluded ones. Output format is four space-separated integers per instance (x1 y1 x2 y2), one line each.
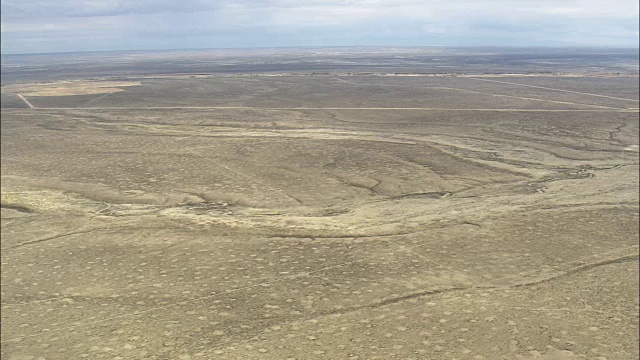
1 49 639 359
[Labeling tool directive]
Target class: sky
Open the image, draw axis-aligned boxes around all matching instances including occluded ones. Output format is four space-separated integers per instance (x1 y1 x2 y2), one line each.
1 0 639 54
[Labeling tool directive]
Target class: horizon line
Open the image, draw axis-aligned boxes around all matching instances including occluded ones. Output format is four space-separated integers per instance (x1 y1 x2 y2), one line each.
2 44 639 57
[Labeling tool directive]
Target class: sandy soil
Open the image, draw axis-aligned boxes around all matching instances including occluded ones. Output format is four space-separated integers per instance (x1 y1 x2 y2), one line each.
1 74 638 360
2 80 141 96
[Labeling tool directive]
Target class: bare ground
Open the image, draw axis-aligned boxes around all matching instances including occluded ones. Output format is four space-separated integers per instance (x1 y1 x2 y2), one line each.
1 74 638 360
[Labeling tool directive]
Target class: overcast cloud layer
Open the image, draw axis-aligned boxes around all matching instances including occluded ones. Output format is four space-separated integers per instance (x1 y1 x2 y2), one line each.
1 0 639 54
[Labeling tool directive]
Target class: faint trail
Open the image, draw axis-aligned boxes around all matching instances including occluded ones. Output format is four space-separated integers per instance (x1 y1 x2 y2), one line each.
434 86 621 110
79 91 115 107
1 228 115 250
467 77 640 102
11 106 638 112
327 78 621 109
510 253 639 288
498 245 640 283
16 94 35 108
331 77 372 86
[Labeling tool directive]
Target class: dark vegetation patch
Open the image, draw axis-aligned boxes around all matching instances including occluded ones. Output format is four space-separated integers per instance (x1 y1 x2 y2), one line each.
0 203 34 213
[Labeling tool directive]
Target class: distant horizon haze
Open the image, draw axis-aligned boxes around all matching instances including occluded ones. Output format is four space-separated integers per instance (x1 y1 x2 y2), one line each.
2 45 639 57
2 46 638 85
1 0 638 54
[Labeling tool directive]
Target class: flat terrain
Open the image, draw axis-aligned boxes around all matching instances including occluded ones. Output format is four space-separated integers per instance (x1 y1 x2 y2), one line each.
1 48 639 359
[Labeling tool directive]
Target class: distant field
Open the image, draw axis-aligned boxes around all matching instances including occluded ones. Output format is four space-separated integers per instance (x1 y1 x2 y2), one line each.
2 47 638 84
3 75 638 110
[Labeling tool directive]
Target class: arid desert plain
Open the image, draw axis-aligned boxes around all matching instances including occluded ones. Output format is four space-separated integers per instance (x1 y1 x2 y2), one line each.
1 48 639 359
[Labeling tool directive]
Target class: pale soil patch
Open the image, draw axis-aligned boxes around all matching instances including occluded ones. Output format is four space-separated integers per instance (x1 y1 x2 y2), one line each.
2 80 140 96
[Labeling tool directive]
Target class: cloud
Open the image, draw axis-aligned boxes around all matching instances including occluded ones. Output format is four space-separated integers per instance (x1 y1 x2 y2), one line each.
1 0 217 18
1 0 638 53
